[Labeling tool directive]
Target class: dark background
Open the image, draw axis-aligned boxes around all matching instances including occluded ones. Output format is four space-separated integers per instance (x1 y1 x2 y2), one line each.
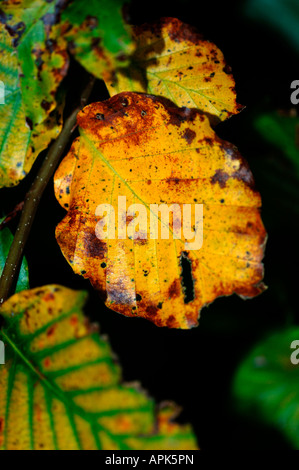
1 0 298 449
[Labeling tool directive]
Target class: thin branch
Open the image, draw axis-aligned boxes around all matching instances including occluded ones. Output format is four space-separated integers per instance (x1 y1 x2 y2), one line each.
0 75 96 305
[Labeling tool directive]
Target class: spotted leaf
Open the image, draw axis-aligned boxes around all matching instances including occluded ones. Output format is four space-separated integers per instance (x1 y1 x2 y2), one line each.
0 285 197 450
0 0 68 187
54 92 266 329
106 17 243 123
62 0 133 81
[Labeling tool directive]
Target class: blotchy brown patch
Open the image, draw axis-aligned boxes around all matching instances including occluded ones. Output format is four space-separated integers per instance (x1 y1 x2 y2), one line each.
210 169 229 188
166 105 198 128
166 315 178 328
185 312 198 328
43 292 55 302
134 236 148 245
214 138 257 192
168 278 181 299
182 128 196 144
164 17 203 44
83 227 106 260
145 305 158 318
47 325 56 337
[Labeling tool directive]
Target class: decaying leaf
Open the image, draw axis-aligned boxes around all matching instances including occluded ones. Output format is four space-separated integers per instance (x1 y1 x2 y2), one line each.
62 0 133 81
0 285 197 450
54 92 266 329
106 17 243 123
0 0 68 187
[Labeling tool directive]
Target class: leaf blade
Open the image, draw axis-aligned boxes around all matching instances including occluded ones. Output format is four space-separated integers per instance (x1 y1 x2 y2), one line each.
0 0 68 187
0 284 197 450
106 18 243 122
54 92 266 328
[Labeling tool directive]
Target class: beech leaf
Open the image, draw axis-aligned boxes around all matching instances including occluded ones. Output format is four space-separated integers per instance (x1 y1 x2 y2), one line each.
0 285 197 450
0 0 134 188
106 17 243 123
54 92 266 329
62 0 134 81
0 0 68 187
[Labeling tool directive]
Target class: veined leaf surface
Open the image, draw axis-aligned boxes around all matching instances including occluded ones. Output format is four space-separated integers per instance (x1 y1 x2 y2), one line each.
106 17 243 123
0 0 68 187
54 92 266 329
62 0 133 81
0 285 197 450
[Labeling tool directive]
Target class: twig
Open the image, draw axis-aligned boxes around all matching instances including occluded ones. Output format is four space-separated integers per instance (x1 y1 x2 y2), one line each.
0 75 96 305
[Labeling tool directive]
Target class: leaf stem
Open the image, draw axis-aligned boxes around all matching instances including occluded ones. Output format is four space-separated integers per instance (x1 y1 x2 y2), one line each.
0 75 96 305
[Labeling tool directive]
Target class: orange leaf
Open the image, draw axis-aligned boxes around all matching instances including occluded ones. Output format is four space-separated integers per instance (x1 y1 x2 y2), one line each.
54 92 266 329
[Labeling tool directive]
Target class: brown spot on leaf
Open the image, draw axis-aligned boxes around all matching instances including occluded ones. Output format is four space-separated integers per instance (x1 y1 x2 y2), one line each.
70 315 78 326
182 128 196 144
41 100 51 111
46 325 56 337
5 20 26 47
43 292 55 302
83 227 106 260
85 15 98 30
166 17 203 44
168 278 181 299
166 315 178 328
145 305 158 317
44 358 51 368
210 169 229 188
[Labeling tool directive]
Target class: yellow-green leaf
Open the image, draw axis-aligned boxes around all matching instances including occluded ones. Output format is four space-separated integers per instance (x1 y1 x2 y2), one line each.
106 17 243 123
0 0 68 187
54 92 266 329
62 0 134 81
0 285 197 450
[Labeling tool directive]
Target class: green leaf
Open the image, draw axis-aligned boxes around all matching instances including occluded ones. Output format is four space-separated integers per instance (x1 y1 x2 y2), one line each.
0 0 68 187
0 285 197 450
254 111 299 177
62 0 133 80
233 327 299 448
0 218 29 292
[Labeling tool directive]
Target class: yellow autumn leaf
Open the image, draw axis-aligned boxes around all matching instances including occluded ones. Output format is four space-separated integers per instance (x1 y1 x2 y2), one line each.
0 285 197 450
106 17 243 123
54 92 266 329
